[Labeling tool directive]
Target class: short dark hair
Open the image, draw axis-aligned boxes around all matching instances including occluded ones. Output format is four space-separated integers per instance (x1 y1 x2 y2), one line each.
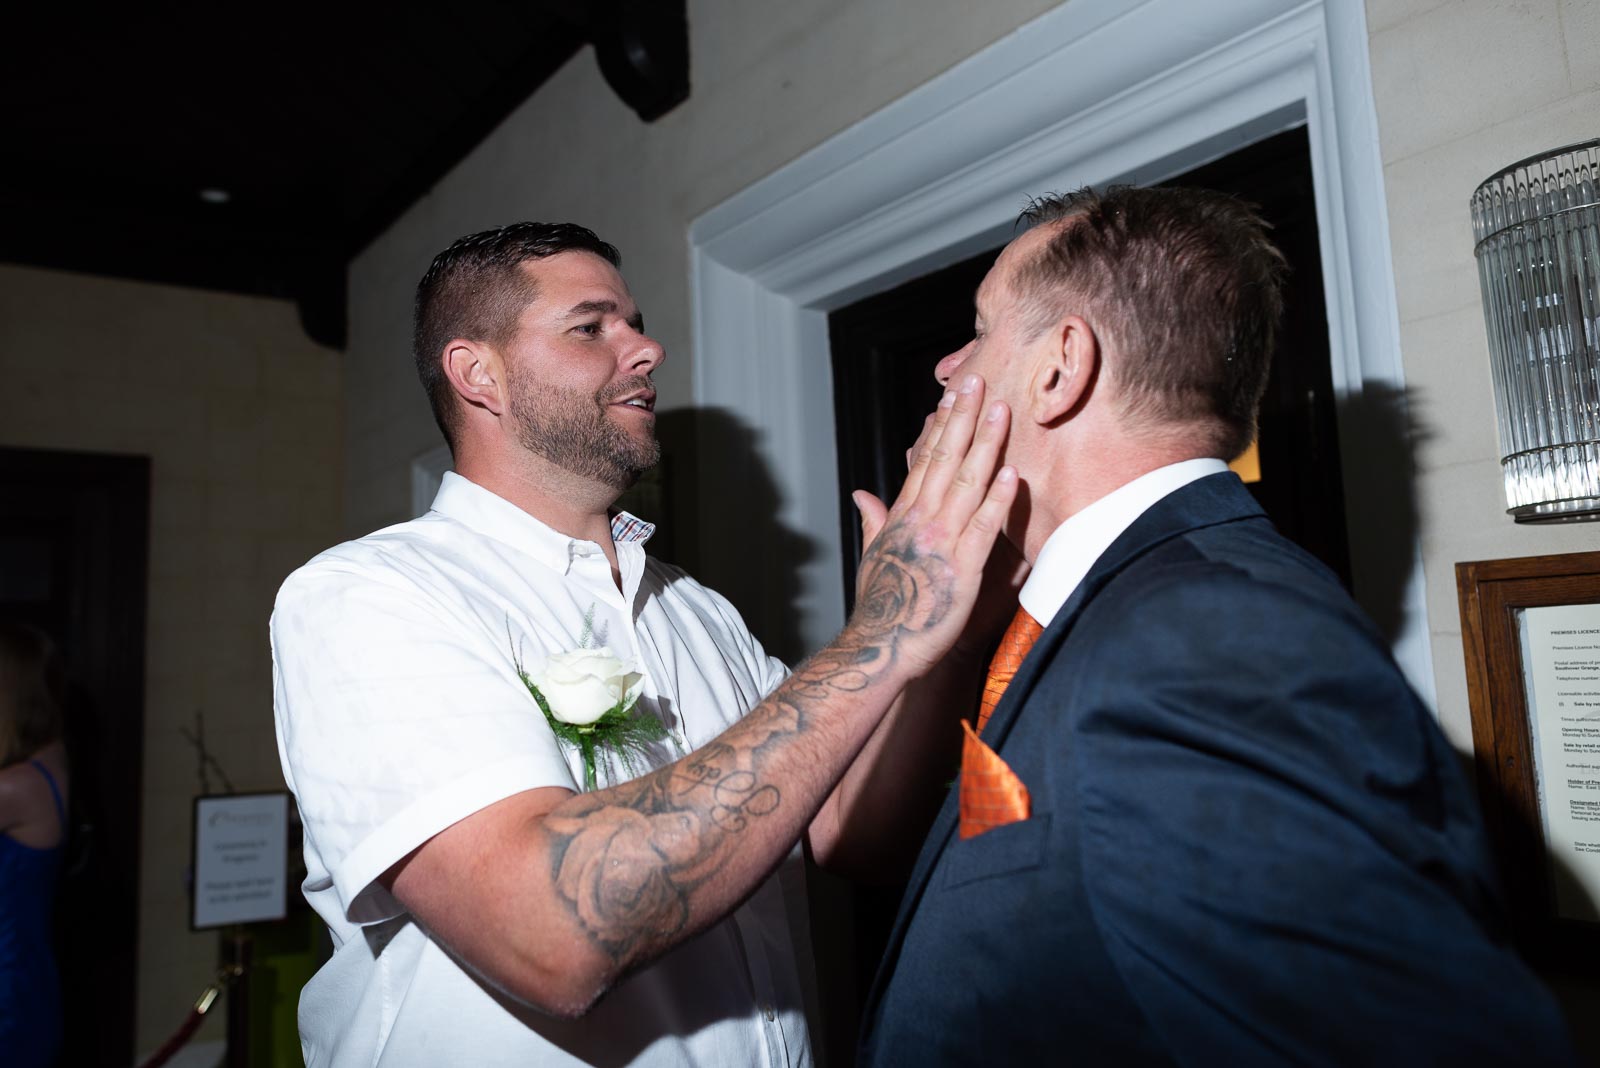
413 222 622 451
0 623 65 768
1014 185 1286 458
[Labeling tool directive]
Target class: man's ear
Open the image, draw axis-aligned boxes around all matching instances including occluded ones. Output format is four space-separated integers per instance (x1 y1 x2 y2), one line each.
1029 314 1098 426
442 339 506 418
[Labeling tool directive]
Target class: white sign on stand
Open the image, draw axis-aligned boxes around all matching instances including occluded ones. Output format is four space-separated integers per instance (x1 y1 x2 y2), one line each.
191 793 289 929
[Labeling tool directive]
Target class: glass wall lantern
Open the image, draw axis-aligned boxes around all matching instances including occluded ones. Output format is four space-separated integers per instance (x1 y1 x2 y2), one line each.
1470 139 1600 522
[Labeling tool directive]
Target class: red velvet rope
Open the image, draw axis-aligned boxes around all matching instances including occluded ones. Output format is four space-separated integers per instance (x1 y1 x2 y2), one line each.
135 969 237 1068
135 1006 208 1068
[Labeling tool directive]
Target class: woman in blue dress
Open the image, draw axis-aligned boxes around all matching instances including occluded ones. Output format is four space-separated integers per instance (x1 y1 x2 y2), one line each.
0 623 69 1068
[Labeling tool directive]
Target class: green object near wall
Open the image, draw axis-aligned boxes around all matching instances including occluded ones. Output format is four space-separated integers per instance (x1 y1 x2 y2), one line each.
243 909 326 1067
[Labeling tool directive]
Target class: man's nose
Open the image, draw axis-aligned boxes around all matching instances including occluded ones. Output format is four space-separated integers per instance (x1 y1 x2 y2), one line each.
934 341 972 387
624 330 666 375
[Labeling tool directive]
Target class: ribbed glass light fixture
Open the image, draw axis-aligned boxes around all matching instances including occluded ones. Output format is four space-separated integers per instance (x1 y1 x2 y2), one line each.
1470 139 1600 522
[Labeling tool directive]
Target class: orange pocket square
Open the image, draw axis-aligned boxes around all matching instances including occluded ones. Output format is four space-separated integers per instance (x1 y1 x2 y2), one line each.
958 720 1031 839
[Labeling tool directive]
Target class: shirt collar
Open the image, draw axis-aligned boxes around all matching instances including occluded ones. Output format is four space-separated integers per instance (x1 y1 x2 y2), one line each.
429 471 655 573
1018 457 1228 627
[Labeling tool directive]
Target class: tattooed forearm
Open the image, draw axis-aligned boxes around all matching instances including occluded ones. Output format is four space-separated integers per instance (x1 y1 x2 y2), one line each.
541 520 959 966
542 727 788 961
540 694 803 961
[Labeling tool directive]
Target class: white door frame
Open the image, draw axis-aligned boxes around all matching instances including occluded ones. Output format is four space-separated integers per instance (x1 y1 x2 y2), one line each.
690 0 1435 707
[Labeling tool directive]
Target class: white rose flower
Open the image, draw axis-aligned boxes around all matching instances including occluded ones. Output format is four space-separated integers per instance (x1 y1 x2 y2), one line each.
532 647 644 726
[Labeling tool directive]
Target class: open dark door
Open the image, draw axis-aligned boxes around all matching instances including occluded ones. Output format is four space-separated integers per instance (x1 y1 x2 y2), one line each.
831 124 1349 598
0 446 148 1067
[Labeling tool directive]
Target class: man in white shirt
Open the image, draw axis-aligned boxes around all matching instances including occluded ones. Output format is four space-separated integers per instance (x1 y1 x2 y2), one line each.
272 222 1017 1066
858 186 1578 1065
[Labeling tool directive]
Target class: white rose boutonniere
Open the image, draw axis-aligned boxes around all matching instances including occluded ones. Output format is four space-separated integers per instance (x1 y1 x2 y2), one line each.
535 649 644 726
514 644 665 791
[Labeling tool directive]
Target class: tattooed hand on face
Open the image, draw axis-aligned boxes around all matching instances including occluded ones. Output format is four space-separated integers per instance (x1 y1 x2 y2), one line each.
846 372 1019 674
536 374 1013 981
385 376 1014 1016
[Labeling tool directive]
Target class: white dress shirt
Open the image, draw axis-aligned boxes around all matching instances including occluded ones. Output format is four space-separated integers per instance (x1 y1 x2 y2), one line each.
1019 458 1229 626
271 472 810 1068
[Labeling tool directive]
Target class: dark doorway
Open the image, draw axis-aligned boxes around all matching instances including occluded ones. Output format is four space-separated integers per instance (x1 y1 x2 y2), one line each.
830 249 998 612
1163 126 1350 585
0 446 148 1067
830 124 1349 598
823 124 1349 1059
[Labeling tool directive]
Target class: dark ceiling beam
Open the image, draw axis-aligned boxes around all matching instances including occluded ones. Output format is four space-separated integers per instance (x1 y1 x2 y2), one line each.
0 189 331 299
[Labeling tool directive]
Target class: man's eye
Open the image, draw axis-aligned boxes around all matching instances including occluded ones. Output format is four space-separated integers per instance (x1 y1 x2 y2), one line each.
574 322 601 336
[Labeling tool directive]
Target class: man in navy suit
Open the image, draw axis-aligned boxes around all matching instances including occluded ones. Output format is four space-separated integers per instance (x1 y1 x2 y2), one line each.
857 186 1578 1065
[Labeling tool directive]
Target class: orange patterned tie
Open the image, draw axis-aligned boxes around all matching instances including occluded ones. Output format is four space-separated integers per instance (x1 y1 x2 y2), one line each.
976 606 1044 735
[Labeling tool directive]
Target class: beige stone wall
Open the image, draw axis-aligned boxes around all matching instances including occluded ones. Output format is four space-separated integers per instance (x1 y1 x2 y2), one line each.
0 263 343 1053
344 0 1061 538
1367 0 1600 753
1366 0 1600 1047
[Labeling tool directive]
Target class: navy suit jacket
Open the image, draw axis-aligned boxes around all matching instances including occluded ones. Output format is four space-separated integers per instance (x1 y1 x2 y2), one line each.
859 474 1576 1066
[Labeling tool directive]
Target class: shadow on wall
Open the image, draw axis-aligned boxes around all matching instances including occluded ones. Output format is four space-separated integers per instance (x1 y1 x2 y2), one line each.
1355 383 1600 1056
1337 384 1473 784
1336 381 1433 652
637 408 819 668
641 407 851 1062
653 383 1442 701
1477 757 1600 1057
657 386 1438 674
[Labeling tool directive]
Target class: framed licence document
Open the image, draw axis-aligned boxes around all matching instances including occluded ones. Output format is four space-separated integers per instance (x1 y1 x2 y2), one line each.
1457 550 1600 967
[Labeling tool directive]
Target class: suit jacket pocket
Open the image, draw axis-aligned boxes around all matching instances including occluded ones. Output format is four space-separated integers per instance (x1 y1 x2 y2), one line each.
939 812 1051 890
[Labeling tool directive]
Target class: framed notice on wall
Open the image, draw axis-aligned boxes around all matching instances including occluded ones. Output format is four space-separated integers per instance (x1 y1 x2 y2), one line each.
1457 550 1600 967
190 792 290 930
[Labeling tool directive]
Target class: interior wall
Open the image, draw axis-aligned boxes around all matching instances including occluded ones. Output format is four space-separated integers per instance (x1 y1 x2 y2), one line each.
1365 0 1600 1048
0 263 344 1054
344 0 1061 543
1366 0 1598 755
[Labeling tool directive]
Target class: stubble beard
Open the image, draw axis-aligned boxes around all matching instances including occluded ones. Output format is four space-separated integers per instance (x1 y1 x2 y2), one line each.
508 374 661 490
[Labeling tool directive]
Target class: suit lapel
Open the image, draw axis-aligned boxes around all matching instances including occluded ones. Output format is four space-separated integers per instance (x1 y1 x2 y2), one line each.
860 473 1266 1031
977 474 1264 752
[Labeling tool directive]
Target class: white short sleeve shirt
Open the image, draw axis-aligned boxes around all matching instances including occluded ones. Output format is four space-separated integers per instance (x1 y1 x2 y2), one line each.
271 472 810 1067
